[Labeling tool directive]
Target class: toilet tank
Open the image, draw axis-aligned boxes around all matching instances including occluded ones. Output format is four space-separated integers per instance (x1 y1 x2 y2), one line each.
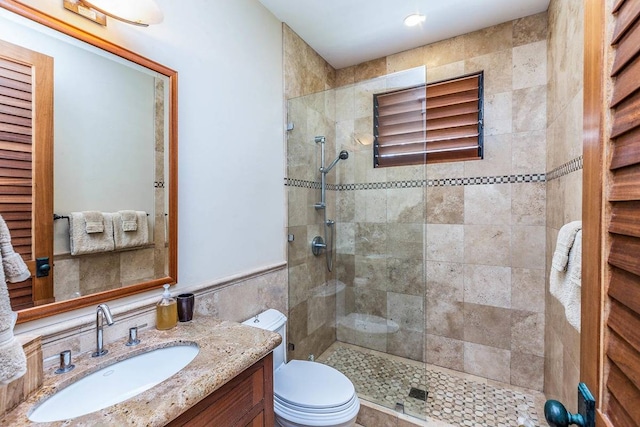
242 309 287 370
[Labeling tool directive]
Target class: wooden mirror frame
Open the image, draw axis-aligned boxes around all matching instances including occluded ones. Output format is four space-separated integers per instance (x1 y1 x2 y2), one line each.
0 0 178 323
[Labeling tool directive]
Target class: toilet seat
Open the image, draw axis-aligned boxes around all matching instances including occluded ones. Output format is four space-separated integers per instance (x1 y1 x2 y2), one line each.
275 360 355 409
273 360 359 426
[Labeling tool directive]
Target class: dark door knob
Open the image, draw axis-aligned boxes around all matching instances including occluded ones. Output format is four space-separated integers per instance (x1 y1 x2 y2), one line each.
544 400 586 427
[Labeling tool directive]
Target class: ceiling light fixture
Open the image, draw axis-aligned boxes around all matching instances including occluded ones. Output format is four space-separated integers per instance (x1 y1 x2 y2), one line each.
81 0 164 26
403 13 426 27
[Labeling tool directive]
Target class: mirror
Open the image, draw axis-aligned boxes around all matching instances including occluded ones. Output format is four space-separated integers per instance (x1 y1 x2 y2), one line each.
0 0 178 323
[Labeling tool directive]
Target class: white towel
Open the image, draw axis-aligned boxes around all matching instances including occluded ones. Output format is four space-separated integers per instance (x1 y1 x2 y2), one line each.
550 229 582 331
113 211 149 250
119 210 138 232
83 210 104 234
551 221 582 271
0 215 28 384
69 212 115 255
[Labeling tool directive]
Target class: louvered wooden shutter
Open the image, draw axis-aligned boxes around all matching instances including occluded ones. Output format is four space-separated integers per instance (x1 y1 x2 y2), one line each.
0 55 34 310
373 72 483 167
604 0 640 424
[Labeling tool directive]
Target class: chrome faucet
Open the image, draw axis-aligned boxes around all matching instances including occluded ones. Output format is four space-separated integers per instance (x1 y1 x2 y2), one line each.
92 304 114 357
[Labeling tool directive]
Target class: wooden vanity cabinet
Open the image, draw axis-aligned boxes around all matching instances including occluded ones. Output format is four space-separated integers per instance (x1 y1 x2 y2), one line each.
168 353 274 427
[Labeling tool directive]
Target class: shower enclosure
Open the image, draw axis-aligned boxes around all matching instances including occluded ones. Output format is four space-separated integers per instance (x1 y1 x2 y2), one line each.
286 67 429 420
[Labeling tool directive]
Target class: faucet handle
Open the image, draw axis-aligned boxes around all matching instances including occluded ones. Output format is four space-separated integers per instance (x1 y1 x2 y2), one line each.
55 350 75 374
126 326 140 346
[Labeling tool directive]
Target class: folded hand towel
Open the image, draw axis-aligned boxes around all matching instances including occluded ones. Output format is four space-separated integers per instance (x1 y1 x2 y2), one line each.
550 229 582 332
113 211 149 250
83 211 104 234
0 215 27 384
0 217 30 283
70 212 115 255
551 221 582 271
119 210 138 232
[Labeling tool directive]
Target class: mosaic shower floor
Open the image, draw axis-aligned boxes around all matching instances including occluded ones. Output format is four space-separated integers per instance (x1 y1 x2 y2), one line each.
317 343 545 427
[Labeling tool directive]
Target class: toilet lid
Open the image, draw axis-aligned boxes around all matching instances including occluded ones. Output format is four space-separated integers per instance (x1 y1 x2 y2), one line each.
275 360 355 409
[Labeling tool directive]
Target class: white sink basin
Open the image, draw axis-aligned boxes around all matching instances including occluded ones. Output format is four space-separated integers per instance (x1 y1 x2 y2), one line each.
29 344 199 422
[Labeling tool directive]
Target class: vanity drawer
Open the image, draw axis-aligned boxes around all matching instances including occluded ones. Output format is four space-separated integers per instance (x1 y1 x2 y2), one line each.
168 352 273 427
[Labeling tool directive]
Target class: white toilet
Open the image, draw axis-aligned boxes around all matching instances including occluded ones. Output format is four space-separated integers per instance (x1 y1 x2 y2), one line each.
243 309 360 427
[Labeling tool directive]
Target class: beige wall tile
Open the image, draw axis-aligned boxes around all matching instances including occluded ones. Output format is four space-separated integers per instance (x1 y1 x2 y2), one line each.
354 58 387 82
464 184 511 225
424 36 467 68
387 188 425 223
463 265 511 309
426 186 464 224
512 225 545 269
464 225 511 266
512 130 546 173
464 22 513 57
511 268 545 313
465 49 512 95
513 41 547 90
464 303 512 349
483 92 513 136
513 85 546 133
388 258 424 296
513 12 548 47
512 182 546 226
511 310 545 356
387 46 425 73
426 262 464 340
427 224 464 263
426 334 464 371
464 342 511 383
388 292 424 332
511 352 544 391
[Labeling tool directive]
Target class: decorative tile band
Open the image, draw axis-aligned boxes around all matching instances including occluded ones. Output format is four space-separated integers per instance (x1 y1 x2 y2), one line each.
545 156 583 181
284 173 546 191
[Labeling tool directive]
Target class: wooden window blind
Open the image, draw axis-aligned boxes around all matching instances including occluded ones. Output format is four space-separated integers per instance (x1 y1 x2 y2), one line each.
373 72 483 167
0 55 34 310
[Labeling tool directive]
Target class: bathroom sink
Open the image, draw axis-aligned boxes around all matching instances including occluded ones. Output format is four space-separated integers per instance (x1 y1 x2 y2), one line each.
28 344 199 422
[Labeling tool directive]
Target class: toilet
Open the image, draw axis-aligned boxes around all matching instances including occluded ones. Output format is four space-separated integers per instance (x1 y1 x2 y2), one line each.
243 309 360 427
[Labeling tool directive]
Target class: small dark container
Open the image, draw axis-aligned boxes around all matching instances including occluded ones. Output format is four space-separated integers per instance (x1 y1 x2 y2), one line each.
176 293 195 322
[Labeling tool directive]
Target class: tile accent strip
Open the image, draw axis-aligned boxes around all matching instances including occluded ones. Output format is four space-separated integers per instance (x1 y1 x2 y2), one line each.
284 173 546 190
545 155 583 181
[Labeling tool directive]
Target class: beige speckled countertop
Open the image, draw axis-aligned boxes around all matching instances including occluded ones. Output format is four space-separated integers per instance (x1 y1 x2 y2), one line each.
1 316 281 426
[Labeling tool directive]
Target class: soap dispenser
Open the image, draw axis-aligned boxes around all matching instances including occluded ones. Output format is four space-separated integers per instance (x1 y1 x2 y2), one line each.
156 284 178 330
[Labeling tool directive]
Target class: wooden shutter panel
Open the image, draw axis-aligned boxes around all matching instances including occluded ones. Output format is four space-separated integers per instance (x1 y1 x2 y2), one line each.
605 0 640 424
0 39 54 311
373 72 483 167
0 55 33 310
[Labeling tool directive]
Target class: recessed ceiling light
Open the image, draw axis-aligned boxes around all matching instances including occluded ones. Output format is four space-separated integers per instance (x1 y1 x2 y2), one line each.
404 13 426 27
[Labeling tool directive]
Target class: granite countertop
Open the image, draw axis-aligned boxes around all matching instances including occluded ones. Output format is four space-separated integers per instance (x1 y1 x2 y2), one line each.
1 316 281 426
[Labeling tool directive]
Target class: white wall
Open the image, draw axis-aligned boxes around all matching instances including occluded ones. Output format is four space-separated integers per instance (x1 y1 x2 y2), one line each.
11 0 285 330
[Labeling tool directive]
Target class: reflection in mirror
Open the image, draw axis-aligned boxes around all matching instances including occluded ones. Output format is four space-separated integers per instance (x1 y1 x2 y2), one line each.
0 1 177 322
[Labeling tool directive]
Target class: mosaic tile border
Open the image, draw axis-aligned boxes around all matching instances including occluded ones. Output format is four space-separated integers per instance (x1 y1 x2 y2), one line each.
545 155 583 181
284 173 546 190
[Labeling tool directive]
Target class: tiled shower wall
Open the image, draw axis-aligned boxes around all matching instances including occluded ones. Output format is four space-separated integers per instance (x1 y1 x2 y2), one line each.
285 14 558 391
544 0 584 412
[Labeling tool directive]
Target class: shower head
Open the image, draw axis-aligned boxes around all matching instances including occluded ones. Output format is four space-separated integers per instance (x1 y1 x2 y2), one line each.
314 136 326 143
323 150 349 174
